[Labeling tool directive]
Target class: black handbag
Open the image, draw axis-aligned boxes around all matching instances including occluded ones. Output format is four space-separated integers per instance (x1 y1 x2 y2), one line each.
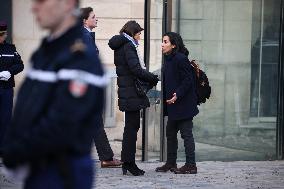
134 78 151 97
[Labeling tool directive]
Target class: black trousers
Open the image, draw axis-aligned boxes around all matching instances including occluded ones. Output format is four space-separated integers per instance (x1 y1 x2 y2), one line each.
93 115 114 161
0 88 13 157
166 118 195 165
121 110 140 162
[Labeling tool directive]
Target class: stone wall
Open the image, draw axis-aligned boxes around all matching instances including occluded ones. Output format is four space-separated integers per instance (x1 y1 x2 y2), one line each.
12 0 146 125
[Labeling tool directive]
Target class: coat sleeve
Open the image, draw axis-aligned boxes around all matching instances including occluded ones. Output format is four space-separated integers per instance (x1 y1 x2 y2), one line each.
175 56 195 100
124 43 157 83
7 45 24 75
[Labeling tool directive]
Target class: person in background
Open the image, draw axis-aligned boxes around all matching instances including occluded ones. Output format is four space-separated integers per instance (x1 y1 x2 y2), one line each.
81 7 99 54
2 0 106 188
155 32 199 174
80 6 122 168
0 21 24 159
108 20 159 176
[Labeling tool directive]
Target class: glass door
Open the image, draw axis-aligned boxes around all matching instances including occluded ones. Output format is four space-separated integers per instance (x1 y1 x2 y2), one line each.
169 0 280 161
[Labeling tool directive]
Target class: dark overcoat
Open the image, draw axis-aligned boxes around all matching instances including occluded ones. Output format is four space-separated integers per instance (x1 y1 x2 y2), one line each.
108 35 157 112
163 52 199 120
82 27 99 54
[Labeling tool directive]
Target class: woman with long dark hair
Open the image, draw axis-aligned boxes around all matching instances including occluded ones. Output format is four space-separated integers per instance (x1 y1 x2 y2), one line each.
108 20 159 176
155 32 199 174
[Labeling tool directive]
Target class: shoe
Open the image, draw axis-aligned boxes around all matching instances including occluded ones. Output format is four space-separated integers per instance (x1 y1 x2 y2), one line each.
155 163 177 172
174 164 197 174
133 163 145 175
101 158 122 168
122 162 144 176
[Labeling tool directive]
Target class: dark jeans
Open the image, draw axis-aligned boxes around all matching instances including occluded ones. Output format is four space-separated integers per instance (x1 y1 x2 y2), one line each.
121 110 140 162
93 116 114 161
0 88 13 156
166 118 195 165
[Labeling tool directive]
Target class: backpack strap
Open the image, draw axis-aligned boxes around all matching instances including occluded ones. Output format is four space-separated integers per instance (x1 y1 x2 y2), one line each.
190 60 200 78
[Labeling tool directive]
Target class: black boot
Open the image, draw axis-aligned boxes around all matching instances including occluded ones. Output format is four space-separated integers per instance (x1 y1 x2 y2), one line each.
134 163 145 175
122 162 144 176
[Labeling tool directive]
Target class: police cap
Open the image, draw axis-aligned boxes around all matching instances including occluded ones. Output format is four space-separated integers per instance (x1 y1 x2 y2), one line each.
0 21 7 34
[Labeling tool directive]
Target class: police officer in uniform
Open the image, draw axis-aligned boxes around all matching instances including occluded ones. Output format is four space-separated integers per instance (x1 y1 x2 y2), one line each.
0 21 24 158
2 0 106 189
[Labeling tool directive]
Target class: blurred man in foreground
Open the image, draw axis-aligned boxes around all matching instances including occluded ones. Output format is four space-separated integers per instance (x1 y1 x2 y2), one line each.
2 0 106 188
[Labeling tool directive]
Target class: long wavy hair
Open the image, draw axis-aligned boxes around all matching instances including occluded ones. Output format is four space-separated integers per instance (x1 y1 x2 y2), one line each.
163 32 189 56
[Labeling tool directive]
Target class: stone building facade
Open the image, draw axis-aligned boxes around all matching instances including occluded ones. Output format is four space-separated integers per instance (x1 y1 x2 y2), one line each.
6 0 284 161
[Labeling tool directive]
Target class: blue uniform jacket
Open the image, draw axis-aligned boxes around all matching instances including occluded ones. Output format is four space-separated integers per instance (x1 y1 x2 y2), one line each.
2 23 107 168
0 42 24 88
163 52 199 120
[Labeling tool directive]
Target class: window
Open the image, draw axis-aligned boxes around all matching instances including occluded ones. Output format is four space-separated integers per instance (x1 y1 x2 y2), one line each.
250 0 280 118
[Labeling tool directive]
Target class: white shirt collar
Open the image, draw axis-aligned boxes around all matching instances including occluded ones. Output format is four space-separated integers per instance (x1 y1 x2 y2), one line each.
84 26 92 32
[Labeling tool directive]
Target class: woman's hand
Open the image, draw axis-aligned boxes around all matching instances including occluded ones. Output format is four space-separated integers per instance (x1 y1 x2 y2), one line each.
151 74 159 86
166 93 177 104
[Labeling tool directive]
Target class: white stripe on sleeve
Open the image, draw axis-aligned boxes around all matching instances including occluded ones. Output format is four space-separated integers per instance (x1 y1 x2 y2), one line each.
26 68 108 87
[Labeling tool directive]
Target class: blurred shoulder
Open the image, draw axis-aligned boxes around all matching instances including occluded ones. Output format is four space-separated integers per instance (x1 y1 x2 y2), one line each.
68 39 104 75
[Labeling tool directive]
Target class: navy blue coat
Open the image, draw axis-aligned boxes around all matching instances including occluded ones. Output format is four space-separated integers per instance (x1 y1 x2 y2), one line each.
163 52 199 120
0 42 24 89
2 23 106 168
82 27 99 55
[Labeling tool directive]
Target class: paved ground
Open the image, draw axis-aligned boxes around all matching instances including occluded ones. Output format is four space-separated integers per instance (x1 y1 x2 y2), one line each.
2 160 284 189
95 161 284 189
1 126 283 189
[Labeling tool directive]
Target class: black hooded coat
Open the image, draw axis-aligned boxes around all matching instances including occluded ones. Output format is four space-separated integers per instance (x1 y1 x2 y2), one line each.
108 35 157 111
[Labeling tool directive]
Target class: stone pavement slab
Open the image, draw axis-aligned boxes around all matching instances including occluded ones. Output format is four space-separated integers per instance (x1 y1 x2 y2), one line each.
1 161 284 189
94 161 284 189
